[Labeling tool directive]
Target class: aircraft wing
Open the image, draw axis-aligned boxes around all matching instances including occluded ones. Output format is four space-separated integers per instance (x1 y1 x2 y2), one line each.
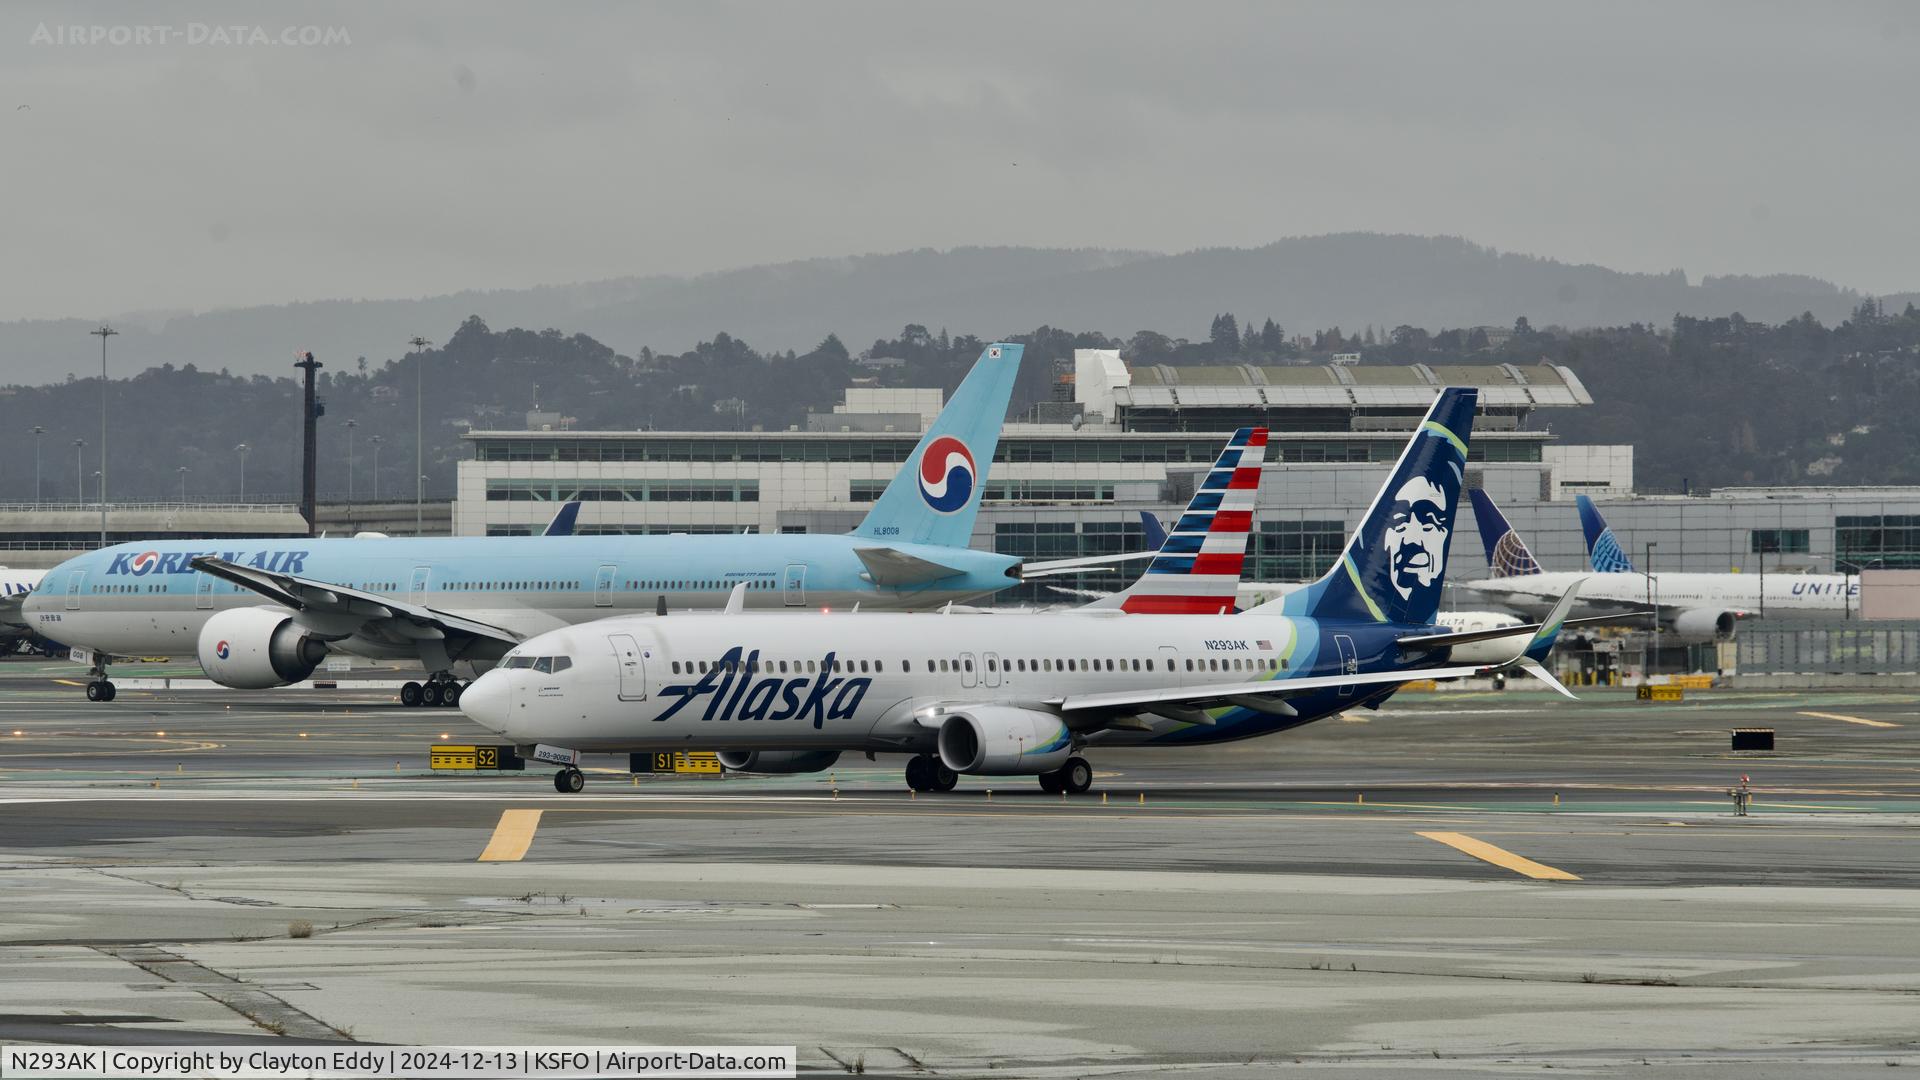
1049 665 1490 716
1396 612 1649 650
188 556 523 649
1018 550 1159 579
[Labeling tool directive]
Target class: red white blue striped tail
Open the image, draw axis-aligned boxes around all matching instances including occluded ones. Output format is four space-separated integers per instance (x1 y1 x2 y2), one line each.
1117 427 1267 615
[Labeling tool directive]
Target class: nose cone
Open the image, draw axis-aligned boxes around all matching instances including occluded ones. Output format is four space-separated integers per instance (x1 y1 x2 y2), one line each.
460 671 510 733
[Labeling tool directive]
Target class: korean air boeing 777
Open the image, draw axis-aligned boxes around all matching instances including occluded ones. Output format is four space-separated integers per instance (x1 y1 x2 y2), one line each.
25 343 1130 705
461 389 1585 794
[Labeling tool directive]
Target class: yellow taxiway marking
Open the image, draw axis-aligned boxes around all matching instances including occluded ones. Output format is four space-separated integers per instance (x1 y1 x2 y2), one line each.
52 679 87 687
1417 830 1581 881
1798 710 1900 729
478 809 543 862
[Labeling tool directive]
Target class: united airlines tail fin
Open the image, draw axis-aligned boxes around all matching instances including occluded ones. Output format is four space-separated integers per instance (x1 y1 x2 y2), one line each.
1576 495 1635 572
1262 388 1477 626
851 343 1022 549
1468 489 1541 578
1088 428 1267 614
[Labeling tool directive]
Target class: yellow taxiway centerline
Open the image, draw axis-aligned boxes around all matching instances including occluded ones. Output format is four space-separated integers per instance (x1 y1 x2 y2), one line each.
1797 710 1900 729
1417 830 1581 881
478 809 544 862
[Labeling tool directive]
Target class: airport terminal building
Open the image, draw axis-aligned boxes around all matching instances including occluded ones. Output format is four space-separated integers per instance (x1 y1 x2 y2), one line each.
453 354 1920 602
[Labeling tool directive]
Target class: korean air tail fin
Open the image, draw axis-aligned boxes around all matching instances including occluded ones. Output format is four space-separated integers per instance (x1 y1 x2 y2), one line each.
1087 428 1267 614
1576 495 1635 572
851 343 1021 549
1469 489 1541 578
1259 388 1477 626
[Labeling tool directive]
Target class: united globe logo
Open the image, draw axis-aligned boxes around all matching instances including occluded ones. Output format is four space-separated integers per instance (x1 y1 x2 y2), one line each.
916 436 976 514
214 640 231 660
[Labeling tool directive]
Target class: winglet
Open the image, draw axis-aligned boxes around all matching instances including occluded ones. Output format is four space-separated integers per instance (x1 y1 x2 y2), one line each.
1523 577 1586 663
723 581 749 614
1138 510 1167 551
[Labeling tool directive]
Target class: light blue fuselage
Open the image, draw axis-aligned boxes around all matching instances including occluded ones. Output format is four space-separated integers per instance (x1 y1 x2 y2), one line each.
24 534 1022 662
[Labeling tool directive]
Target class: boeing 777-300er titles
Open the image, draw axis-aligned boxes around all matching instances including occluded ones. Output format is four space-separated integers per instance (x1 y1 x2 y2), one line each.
25 343 1141 705
462 389 1586 794
1456 490 1856 640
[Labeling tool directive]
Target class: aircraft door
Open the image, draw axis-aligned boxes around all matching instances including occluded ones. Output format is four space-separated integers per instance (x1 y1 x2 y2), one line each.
782 563 806 606
959 651 978 689
409 566 431 605
64 570 84 610
1334 633 1359 696
594 564 617 607
608 633 647 701
982 651 1002 688
195 574 214 610
1158 645 1182 683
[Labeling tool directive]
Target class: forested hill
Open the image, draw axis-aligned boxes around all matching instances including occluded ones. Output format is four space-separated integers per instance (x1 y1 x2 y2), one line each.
3 304 1919 505
6 235 1916 385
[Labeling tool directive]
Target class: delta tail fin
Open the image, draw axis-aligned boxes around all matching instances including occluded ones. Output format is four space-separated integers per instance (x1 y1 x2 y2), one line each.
1087 428 1267 614
1263 388 1477 626
1576 495 1635 572
1469 489 1541 578
851 343 1022 549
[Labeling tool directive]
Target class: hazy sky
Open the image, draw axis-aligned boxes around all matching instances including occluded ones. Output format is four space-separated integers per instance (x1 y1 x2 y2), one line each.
4 0 1916 321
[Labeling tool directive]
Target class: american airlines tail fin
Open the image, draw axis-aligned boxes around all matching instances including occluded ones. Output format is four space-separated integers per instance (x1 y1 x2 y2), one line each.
1576 495 1635 572
1261 388 1477 626
1468 489 1541 578
1087 428 1267 614
851 342 1022 549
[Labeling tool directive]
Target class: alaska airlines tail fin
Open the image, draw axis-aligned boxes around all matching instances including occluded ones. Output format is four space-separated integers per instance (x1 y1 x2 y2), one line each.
1575 495 1635 572
1468 489 1541 578
1088 428 1267 614
851 342 1022 549
541 501 582 537
1265 388 1477 626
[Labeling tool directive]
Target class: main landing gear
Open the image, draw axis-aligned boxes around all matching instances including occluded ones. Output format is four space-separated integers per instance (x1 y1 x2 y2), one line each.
904 755 958 793
400 673 466 708
1037 756 1093 795
553 767 585 794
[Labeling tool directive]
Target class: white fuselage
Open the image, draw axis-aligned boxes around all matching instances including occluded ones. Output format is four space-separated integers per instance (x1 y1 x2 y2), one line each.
1458 570 1858 627
459 607 1435 756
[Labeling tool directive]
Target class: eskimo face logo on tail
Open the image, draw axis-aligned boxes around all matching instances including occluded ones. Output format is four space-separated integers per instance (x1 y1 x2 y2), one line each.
917 436 977 514
1385 477 1450 603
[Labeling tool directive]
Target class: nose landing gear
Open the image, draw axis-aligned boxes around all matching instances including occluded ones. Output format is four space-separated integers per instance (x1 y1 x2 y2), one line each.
81 655 116 702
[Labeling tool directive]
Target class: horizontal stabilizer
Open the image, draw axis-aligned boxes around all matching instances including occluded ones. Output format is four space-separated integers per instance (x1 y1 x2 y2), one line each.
853 546 967 587
1396 612 1638 650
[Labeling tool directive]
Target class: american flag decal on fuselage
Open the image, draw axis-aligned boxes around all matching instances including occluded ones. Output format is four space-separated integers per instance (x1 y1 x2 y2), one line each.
1119 427 1267 615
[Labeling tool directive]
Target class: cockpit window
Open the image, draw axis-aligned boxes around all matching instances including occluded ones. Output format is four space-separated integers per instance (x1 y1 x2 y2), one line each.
532 656 553 674
503 656 536 669
551 656 572 673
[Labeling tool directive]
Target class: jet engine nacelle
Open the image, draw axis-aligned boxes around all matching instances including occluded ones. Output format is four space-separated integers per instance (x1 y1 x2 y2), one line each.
937 706 1073 775
715 750 841 774
196 607 330 689
1671 608 1737 641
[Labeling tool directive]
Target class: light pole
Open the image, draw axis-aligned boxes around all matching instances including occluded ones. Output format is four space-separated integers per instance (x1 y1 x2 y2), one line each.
409 336 429 534
178 465 190 502
1644 541 1659 677
89 324 117 546
345 418 357 524
370 435 383 501
235 443 250 502
30 426 44 507
73 438 85 501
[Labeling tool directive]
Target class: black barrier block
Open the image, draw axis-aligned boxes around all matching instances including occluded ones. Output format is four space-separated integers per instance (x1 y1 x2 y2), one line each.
1731 728 1775 751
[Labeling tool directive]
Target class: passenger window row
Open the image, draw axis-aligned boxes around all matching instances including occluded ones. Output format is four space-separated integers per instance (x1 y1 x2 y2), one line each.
666 654 1287 676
